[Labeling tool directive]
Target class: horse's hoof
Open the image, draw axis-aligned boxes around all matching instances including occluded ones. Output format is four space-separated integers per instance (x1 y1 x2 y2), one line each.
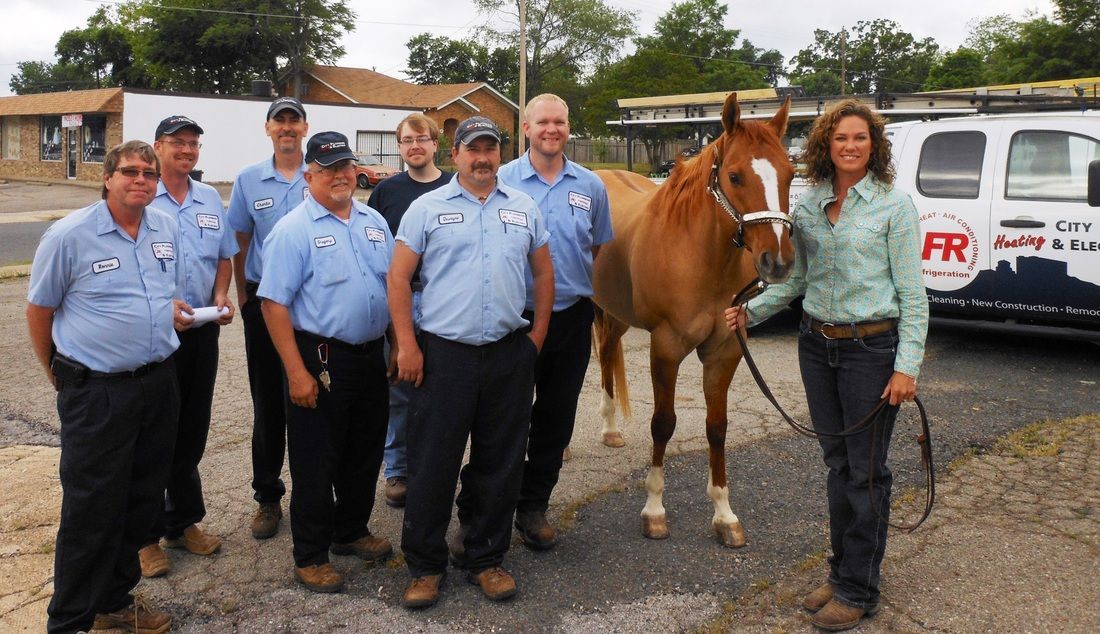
562 446 572 462
642 515 670 540
602 431 626 448
713 521 747 548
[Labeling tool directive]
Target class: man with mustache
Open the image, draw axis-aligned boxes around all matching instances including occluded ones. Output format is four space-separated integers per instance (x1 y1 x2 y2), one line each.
366 112 452 509
258 131 395 593
227 97 309 540
390 116 554 608
137 115 236 578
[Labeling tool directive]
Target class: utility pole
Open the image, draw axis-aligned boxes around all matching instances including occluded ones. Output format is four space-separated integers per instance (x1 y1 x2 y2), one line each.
517 0 527 156
839 29 847 96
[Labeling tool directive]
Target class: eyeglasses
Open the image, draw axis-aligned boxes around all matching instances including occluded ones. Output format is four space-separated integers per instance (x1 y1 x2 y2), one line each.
115 167 160 180
311 160 356 175
399 135 434 146
166 139 202 150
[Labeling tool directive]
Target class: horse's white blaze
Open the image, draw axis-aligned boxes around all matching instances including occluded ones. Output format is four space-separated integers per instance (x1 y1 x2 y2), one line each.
751 157 782 212
642 465 666 518
599 389 617 435
707 479 738 526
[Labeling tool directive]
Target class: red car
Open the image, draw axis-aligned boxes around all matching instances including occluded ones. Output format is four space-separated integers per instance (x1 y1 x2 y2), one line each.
354 156 392 189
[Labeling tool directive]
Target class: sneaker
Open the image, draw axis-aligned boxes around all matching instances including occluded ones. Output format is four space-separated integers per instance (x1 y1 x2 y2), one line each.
384 476 408 508
330 534 393 562
251 502 282 540
802 582 834 612
467 567 517 601
402 573 444 609
164 524 222 556
138 543 170 578
515 510 556 550
92 596 171 633
294 563 344 593
810 598 873 631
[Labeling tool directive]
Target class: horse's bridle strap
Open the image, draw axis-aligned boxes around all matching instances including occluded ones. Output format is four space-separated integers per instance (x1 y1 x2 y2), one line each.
707 153 792 246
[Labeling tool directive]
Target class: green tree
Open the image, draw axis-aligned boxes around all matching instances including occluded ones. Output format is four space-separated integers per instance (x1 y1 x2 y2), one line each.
404 33 517 97
924 48 987 90
55 7 149 88
790 20 940 94
787 70 842 97
9 61 95 94
964 2 1097 85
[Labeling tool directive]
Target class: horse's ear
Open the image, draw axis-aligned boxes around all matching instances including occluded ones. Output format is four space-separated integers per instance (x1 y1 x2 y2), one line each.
768 95 792 139
722 92 740 136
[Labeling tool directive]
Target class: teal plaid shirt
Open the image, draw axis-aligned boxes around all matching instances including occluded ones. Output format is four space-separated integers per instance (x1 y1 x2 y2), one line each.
748 173 929 377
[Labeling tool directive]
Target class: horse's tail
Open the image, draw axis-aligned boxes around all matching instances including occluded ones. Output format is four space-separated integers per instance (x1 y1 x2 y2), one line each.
592 304 631 421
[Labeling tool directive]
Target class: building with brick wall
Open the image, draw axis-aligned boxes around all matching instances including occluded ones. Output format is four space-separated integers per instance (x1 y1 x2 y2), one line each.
282 65 520 163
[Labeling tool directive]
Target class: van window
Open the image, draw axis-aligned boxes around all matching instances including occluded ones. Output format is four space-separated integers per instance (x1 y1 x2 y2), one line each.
1006 131 1100 201
917 132 986 199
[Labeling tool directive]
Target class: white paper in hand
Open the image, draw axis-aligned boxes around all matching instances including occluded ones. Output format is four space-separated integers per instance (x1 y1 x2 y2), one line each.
181 306 231 326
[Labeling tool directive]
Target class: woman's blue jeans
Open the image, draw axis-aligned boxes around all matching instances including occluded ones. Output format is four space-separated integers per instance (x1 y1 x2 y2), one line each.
798 322 900 610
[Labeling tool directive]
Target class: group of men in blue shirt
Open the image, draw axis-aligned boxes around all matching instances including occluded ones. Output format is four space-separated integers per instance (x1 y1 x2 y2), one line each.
27 91 613 631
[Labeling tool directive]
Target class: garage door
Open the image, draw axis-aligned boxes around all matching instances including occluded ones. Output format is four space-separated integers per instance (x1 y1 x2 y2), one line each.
356 131 400 169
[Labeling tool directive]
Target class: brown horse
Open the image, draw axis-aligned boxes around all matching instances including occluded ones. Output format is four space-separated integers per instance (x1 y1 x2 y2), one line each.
591 93 794 547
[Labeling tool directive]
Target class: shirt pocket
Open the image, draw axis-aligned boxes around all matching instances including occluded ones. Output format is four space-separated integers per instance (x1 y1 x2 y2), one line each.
429 226 475 263
86 272 133 311
315 249 349 287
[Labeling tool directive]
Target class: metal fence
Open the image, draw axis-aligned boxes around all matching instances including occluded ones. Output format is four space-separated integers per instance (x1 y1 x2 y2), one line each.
563 138 700 165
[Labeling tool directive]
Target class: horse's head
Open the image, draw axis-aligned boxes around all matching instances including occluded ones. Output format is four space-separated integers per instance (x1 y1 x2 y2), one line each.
708 93 795 284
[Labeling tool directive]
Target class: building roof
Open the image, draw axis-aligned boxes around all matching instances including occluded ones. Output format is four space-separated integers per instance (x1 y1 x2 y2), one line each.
617 88 779 109
0 88 124 116
302 65 518 113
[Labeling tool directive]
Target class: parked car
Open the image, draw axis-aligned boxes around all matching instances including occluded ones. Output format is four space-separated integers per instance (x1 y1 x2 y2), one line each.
354 156 392 188
657 145 702 174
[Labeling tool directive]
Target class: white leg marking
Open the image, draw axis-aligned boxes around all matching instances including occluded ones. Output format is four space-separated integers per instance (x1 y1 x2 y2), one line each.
751 157 781 212
707 475 739 527
641 465 666 519
600 389 617 436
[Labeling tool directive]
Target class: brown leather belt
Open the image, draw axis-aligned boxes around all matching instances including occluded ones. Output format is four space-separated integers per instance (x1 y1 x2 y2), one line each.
802 314 897 340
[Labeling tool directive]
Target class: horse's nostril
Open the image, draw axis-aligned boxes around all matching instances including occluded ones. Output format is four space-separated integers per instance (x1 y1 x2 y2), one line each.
759 252 773 271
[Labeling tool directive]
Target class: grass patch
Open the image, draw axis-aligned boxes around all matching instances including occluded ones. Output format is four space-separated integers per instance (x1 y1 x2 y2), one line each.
796 548 827 572
994 414 1098 458
37 540 55 554
385 551 406 570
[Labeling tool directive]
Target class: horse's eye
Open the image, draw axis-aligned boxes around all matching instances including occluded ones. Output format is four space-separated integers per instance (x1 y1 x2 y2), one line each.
728 173 741 186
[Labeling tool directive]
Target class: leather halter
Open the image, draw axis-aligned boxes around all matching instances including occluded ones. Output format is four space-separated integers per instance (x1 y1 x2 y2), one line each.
706 148 792 248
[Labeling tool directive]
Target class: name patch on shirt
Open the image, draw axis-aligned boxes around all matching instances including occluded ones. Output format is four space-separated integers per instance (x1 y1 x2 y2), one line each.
92 257 120 274
438 213 464 225
254 198 274 211
568 191 592 211
499 209 528 228
314 235 336 248
151 242 175 261
196 213 220 230
365 227 386 243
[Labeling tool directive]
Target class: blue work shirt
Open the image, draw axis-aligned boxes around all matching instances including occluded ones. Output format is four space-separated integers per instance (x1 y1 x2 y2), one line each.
27 200 182 372
396 177 550 346
258 197 393 344
227 156 309 283
499 152 613 311
152 177 238 308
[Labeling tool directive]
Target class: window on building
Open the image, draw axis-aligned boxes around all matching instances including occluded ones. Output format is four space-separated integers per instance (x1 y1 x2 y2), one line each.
1006 131 1100 201
1 116 19 160
82 115 107 163
41 116 63 161
917 132 986 199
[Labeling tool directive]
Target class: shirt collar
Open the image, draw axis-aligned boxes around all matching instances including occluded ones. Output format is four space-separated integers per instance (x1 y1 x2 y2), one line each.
95 199 163 236
443 174 512 203
850 172 880 202
305 196 368 221
262 156 307 183
154 178 199 208
517 151 576 183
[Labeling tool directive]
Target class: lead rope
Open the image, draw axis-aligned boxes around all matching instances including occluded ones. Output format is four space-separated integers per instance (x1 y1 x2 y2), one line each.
730 277 935 531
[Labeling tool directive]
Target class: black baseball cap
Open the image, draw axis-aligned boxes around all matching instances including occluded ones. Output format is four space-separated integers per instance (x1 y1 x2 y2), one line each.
155 115 203 138
267 96 306 120
454 116 501 146
304 131 357 166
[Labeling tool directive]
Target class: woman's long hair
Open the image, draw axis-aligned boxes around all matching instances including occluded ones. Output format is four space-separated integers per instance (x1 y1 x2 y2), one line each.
802 98 895 186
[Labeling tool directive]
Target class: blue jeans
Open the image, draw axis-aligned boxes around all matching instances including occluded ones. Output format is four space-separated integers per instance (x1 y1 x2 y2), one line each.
383 292 421 479
798 321 899 610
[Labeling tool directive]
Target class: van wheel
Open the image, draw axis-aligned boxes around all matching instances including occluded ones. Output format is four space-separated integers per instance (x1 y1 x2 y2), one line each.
357 174 369 189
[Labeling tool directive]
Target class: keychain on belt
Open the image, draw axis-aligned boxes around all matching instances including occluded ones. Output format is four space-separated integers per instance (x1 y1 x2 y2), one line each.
317 343 332 392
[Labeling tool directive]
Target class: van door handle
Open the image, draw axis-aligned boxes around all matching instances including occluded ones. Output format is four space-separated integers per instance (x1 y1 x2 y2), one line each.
1000 219 1046 228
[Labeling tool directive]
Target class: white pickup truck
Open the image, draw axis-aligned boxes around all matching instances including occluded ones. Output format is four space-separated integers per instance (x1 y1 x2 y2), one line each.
791 111 1100 339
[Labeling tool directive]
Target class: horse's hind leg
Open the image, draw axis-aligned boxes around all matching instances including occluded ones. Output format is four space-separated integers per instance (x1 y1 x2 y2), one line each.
593 305 629 448
701 352 746 548
641 328 688 540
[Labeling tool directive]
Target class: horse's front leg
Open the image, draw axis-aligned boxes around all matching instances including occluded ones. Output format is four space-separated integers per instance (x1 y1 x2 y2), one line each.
641 330 687 540
702 351 747 548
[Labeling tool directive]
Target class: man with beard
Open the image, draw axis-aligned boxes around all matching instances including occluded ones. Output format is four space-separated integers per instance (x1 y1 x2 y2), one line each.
259 131 395 593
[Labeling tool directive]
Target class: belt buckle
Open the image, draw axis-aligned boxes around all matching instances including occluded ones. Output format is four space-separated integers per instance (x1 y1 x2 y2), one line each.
818 321 837 340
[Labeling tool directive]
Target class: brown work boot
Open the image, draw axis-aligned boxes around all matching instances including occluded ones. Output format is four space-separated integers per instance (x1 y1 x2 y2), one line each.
802 582 834 612
164 524 222 556
515 510 556 550
251 502 282 539
92 596 171 633
138 543 170 578
384 476 408 508
294 563 344 593
402 573 445 609
330 534 393 562
810 598 870 631
468 567 517 601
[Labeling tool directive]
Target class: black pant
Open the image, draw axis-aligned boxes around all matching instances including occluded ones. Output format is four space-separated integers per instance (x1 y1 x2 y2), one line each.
517 298 594 514
242 286 287 503
402 331 536 577
148 323 219 541
47 361 178 634
284 332 388 567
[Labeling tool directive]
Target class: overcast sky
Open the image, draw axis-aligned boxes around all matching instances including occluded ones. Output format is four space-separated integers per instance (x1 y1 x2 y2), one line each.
1 0 1057 98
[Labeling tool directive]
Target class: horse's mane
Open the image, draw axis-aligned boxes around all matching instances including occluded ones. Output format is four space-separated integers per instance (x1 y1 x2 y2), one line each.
651 120 780 223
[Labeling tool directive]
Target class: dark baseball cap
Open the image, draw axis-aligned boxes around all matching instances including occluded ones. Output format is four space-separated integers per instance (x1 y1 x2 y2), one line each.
155 115 203 138
454 116 501 146
304 131 357 166
267 96 306 120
